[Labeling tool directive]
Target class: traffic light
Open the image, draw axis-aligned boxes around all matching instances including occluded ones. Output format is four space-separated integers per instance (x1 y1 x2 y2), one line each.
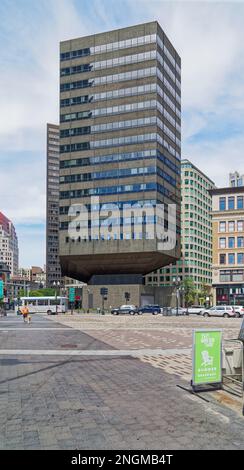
125 292 130 301
100 288 108 296
100 288 108 315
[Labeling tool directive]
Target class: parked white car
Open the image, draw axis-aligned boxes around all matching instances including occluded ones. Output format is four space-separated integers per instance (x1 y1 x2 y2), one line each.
233 306 244 317
186 305 205 315
201 305 235 318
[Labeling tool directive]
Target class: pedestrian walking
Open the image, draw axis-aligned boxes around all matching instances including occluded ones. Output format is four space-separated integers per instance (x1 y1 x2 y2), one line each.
21 305 29 323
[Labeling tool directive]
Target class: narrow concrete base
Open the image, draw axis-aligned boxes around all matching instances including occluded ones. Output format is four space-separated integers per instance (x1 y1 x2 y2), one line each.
82 284 176 310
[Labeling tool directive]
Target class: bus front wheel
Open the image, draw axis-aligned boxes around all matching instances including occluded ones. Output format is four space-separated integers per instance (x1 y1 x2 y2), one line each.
47 310 52 315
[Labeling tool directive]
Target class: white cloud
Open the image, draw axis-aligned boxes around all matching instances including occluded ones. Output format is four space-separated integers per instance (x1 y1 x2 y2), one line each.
139 1 244 111
184 133 244 187
0 153 46 224
0 0 89 151
16 225 45 267
182 112 207 141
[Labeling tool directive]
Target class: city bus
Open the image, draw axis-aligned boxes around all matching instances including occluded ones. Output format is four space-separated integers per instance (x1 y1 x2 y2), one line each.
15 296 68 315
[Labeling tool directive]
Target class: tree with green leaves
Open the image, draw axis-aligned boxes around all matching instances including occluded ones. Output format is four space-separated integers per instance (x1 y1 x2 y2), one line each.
18 289 25 298
182 277 197 307
197 283 212 306
18 288 56 298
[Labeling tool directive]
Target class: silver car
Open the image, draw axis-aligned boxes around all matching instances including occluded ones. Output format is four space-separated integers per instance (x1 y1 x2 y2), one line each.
170 307 187 316
186 305 204 315
201 305 235 318
111 305 138 315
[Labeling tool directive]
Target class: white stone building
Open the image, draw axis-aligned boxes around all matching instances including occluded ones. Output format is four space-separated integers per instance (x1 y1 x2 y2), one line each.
0 212 19 276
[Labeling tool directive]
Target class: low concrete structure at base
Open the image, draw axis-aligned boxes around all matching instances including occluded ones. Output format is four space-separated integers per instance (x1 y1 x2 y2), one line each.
81 283 176 310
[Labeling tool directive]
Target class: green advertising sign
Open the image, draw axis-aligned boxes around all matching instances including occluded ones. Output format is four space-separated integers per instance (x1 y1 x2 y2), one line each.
0 280 3 299
192 330 222 386
69 287 75 302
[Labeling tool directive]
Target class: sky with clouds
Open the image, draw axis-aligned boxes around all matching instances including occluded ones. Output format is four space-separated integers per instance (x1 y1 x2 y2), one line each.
0 0 244 267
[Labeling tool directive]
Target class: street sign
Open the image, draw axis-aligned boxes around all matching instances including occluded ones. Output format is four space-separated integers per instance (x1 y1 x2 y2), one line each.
69 287 75 302
192 330 222 387
0 280 3 299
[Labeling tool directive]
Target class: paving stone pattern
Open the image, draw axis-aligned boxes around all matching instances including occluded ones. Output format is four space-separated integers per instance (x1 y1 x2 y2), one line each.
0 314 243 450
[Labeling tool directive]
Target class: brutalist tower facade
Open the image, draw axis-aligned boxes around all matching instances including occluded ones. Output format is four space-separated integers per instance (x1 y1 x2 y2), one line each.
59 22 181 284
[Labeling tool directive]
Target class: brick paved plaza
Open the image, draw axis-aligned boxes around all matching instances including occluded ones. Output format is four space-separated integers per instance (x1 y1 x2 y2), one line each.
0 312 243 450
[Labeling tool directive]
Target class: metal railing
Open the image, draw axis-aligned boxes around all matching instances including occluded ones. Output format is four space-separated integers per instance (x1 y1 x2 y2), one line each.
222 339 243 399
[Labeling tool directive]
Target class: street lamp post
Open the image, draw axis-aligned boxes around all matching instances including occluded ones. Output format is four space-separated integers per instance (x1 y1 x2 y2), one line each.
87 288 90 313
180 286 185 313
26 283 30 298
100 288 108 315
53 281 60 315
173 277 181 316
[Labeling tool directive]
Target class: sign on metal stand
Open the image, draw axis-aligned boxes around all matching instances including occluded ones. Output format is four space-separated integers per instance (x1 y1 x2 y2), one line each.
0 280 3 299
69 288 75 314
192 329 222 392
69 287 75 302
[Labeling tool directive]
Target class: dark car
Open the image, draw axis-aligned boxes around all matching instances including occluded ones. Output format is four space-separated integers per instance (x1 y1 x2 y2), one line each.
111 305 139 315
138 304 161 315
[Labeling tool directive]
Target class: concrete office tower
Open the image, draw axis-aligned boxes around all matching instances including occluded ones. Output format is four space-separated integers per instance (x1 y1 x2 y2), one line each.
46 123 62 287
210 185 244 305
59 22 181 283
0 212 18 276
146 160 215 295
